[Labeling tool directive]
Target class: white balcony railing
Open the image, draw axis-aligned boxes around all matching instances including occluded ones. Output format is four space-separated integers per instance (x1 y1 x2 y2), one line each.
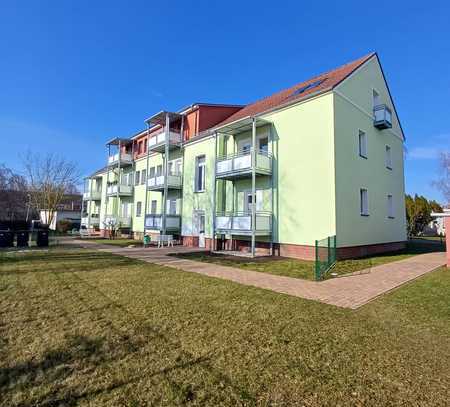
107 152 133 166
148 129 182 151
106 184 133 196
215 211 272 235
144 214 181 230
82 190 102 200
147 174 182 190
216 150 272 178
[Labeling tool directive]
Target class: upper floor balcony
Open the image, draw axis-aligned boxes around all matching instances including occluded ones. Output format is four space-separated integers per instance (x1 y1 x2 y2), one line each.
144 214 181 231
104 215 132 228
82 190 102 201
107 152 133 167
373 104 392 129
147 173 182 191
215 211 272 236
106 184 133 196
148 129 182 153
216 150 272 180
81 213 100 226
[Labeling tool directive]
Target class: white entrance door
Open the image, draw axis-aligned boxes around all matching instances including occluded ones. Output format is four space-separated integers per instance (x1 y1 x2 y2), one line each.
194 211 206 248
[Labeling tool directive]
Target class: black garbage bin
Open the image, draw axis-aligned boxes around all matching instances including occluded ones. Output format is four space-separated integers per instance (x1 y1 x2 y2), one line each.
16 231 29 247
0 231 14 247
37 230 49 247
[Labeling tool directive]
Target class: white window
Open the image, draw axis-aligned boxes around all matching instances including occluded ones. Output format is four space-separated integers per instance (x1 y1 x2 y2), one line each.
135 171 140 185
360 188 369 216
259 137 269 154
358 130 367 158
387 195 394 218
136 201 142 217
141 169 147 184
127 173 133 186
195 155 206 192
373 89 381 107
149 167 155 178
385 145 392 169
175 159 182 175
167 199 177 215
156 165 162 177
150 200 157 214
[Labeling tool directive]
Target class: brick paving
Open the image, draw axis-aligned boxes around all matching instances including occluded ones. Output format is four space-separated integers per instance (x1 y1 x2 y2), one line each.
71 239 446 309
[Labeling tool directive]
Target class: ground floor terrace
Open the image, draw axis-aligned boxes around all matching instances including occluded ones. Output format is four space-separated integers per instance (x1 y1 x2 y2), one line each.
0 242 448 406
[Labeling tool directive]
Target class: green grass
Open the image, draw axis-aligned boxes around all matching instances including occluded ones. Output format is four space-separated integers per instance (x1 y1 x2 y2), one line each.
175 239 446 280
0 248 449 406
86 238 143 247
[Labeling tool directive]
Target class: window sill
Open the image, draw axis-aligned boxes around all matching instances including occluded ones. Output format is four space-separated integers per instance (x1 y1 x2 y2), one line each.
360 213 370 217
194 190 205 194
386 166 393 171
387 216 395 219
359 154 368 159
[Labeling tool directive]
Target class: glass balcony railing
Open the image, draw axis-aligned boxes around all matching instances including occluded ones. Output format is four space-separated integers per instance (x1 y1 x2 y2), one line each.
107 152 133 166
144 214 181 231
106 184 133 196
373 104 392 129
215 211 272 235
148 129 182 153
82 190 102 200
147 173 182 190
216 150 272 179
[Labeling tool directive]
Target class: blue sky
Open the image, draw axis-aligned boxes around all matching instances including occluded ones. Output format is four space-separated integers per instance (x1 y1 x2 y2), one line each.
0 1 448 202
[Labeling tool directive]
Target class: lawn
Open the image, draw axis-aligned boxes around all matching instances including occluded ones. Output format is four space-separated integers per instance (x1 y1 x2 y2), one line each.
0 247 449 406
174 239 446 280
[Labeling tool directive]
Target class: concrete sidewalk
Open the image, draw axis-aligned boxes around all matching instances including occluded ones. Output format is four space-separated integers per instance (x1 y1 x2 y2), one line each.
70 239 446 309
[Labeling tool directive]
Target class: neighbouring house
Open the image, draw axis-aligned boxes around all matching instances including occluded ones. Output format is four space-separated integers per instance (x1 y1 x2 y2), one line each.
40 194 82 230
425 208 448 236
83 52 407 259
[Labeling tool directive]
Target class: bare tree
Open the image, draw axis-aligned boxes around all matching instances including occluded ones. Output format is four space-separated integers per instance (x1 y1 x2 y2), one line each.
0 164 29 221
102 217 120 240
433 152 450 205
23 152 80 227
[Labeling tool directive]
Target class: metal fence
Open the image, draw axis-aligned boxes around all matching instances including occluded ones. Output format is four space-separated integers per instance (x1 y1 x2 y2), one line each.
314 235 337 281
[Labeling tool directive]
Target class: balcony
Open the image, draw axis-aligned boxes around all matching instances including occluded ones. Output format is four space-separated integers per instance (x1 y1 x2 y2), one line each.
148 129 182 153
147 174 182 191
106 184 133 196
216 150 272 180
144 214 181 231
82 190 102 200
373 104 392 129
107 152 133 167
104 215 132 228
215 211 272 236
81 214 100 226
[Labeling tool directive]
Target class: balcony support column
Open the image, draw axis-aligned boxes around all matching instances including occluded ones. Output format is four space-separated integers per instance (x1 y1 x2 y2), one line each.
88 178 93 231
117 140 121 225
162 113 169 235
251 117 256 258
212 131 218 251
143 122 151 236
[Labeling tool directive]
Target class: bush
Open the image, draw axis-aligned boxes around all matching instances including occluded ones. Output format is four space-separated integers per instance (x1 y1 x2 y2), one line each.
56 219 73 233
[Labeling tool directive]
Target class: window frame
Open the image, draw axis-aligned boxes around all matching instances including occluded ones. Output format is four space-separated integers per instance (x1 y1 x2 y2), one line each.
385 145 392 170
136 201 142 217
358 130 368 159
195 155 206 193
135 170 140 186
141 169 147 185
360 188 369 216
387 194 394 219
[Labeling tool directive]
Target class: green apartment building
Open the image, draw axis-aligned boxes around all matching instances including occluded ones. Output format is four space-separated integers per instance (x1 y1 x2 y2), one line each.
82 52 407 259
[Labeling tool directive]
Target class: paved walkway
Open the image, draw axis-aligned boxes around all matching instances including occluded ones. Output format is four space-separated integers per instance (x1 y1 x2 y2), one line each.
70 240 446 309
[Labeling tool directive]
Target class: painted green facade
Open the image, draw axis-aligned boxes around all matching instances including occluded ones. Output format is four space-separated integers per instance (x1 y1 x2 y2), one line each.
82 55 406 251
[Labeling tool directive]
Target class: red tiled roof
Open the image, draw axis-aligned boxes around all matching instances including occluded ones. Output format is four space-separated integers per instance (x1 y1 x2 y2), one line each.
216 53 376 128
